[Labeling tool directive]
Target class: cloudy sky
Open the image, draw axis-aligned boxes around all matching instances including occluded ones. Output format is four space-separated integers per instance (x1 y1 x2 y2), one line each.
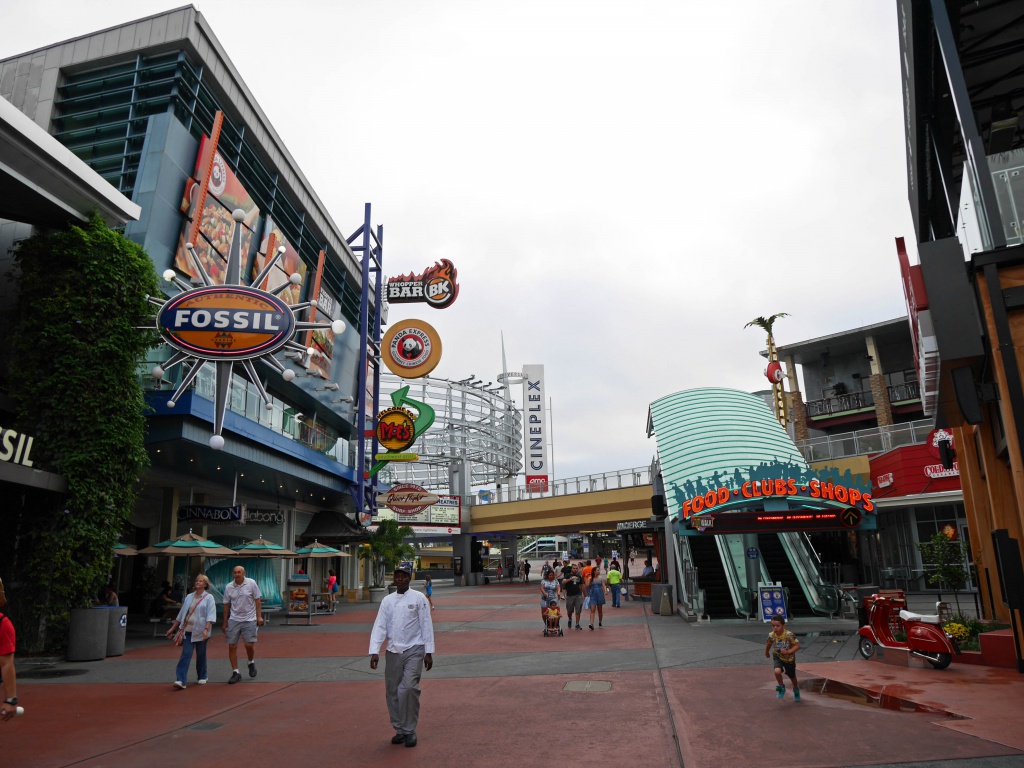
2 2 914 483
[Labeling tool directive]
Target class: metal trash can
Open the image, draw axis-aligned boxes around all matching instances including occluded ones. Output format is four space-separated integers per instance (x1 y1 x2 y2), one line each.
651 584 673 615
106 606 128 657
66 608 109 661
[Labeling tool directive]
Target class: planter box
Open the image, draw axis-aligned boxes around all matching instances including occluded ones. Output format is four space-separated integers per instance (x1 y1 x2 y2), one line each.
66 608 109 662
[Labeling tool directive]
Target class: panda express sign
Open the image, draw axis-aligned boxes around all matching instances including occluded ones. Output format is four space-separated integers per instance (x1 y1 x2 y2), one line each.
157 286 295 360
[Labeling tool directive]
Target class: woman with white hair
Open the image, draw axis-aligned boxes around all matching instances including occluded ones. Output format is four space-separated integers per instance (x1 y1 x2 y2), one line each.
166 573 217 689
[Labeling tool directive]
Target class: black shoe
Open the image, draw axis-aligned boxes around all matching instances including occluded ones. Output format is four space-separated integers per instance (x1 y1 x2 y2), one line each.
589 624 594 630
248 661 257 678
391 733 406 745
576 625 583 631
405 733 418 748
228 671 242 684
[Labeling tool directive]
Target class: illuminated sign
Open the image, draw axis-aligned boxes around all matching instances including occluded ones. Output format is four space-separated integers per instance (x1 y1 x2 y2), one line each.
158 286 295 360
0 427 35 467
681 479 874 519
376 407 416 452
386 259 460 309
687 508 864 534
377 484 439 515
382 319 443 378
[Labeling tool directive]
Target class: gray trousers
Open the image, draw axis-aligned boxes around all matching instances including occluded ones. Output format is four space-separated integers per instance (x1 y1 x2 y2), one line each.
384 645 425 735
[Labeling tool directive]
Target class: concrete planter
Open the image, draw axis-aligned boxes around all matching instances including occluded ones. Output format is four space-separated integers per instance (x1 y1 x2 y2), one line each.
66 608 109 661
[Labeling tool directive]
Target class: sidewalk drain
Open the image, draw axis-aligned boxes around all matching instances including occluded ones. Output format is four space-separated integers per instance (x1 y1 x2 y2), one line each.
563 680 612 692
190 723 225 731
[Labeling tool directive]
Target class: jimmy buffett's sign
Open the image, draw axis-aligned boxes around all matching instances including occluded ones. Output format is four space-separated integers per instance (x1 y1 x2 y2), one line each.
157 286 295 360
386 259 459 309
376 483 440 515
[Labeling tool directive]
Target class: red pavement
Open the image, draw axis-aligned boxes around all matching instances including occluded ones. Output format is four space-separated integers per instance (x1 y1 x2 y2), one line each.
6 581 1024 768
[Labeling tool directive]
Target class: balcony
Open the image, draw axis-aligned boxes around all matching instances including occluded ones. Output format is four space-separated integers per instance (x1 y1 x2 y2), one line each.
805 381 921 419
795 418 933 463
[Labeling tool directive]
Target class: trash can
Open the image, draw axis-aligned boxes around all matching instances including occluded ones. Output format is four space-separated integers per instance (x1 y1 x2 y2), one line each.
651 584 673 615
105 606 128 657
66 608 109 662
853 586 879 627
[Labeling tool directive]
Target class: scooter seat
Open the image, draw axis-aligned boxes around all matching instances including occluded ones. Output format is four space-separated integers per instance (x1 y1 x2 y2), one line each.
899 609 941 625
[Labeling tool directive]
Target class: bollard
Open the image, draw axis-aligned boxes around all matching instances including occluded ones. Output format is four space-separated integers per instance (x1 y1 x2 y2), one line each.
659 588 672 616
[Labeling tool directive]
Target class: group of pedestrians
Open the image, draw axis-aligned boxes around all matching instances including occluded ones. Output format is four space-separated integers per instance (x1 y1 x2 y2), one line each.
538 558 626 631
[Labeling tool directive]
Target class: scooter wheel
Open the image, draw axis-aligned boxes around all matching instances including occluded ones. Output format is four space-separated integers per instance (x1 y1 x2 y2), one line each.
858 637 875 659
928 653 952 670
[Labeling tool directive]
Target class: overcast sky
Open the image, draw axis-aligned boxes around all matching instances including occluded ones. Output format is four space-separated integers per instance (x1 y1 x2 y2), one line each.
2 2 915 483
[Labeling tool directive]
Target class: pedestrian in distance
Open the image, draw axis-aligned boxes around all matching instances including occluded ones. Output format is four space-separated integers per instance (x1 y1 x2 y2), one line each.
585 566 606 629
369 565 435 749
0 577 20 722
167 574 217 689
223 565 263 684
522 560 531 583
496 563 503 582
324 569 338 608
606 561 623 608
765 615 801 701
424 574 435 610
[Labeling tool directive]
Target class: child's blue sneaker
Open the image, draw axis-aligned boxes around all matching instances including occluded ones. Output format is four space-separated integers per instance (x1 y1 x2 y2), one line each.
776 685 785 699
793 687 801 702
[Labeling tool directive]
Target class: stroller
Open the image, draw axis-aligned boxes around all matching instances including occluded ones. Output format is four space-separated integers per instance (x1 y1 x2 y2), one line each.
543 600 564 637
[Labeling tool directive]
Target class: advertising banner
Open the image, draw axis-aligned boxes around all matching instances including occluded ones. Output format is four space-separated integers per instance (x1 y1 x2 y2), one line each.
308 285 338 380
251 216 307 307
522 364 549 492
372 494 461 534
175 135 260 283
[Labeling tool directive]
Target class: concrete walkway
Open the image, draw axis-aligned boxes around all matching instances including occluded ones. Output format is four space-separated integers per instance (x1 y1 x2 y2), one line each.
5 581 1024 768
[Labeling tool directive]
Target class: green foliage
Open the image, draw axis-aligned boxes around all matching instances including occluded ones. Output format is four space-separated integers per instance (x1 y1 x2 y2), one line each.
358 519 417 586
916 532 969 612
6 215 159 652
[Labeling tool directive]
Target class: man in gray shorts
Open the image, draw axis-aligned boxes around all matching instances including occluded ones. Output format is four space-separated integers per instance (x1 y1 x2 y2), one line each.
224 565 263 684
561 563 585 630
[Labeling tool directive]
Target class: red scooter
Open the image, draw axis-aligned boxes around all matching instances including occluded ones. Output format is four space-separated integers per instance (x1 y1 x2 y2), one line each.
857 591 960 669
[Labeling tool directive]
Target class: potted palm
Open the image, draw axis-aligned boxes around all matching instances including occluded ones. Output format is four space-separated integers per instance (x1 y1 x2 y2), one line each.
358 519 417 600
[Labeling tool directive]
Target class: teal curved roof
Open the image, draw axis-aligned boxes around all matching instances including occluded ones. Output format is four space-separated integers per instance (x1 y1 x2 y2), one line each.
648 388 807 517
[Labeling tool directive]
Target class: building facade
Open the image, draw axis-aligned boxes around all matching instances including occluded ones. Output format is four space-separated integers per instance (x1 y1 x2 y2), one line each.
0 8 374 604
896 0 1024 642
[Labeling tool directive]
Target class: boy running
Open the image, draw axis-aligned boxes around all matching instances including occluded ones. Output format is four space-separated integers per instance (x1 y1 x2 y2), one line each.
765 615 800 701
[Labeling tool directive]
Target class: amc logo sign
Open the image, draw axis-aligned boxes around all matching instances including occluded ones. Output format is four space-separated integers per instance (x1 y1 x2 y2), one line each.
158 286 295 360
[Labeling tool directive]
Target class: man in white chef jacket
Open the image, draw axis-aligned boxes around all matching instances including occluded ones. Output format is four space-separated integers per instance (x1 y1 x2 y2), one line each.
369 565 435 749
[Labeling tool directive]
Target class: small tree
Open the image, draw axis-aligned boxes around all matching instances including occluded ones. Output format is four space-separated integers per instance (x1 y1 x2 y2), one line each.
358 519 417 586
916 531 969 612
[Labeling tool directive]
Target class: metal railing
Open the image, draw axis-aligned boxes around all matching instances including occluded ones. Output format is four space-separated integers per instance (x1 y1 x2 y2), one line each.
795 418 933 463
806 381 921 418
493 465 653 502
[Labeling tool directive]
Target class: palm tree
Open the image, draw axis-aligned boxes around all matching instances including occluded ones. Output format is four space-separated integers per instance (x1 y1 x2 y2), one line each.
358 519 417 586
745 313 789 427
744 313 789 335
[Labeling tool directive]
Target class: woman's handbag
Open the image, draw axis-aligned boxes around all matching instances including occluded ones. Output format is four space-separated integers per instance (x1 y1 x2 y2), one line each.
172 594 205 645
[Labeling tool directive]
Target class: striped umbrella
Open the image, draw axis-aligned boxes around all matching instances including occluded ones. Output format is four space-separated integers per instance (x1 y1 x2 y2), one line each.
232 536 297 558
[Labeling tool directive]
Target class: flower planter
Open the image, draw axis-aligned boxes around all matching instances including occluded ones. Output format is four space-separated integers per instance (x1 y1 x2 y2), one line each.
66 608 109 662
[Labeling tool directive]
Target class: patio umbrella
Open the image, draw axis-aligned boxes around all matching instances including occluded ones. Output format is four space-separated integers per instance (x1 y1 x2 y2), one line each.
152 531 237 557
138 538 174 555
231 536 297 558
112 542 139 556
293 540 348 557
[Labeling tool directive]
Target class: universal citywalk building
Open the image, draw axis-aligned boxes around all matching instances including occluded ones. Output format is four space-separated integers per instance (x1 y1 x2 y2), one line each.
0 8 377 606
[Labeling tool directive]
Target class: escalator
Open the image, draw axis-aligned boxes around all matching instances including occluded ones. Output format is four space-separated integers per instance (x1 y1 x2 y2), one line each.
688 534 736 618
758 533 812 616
